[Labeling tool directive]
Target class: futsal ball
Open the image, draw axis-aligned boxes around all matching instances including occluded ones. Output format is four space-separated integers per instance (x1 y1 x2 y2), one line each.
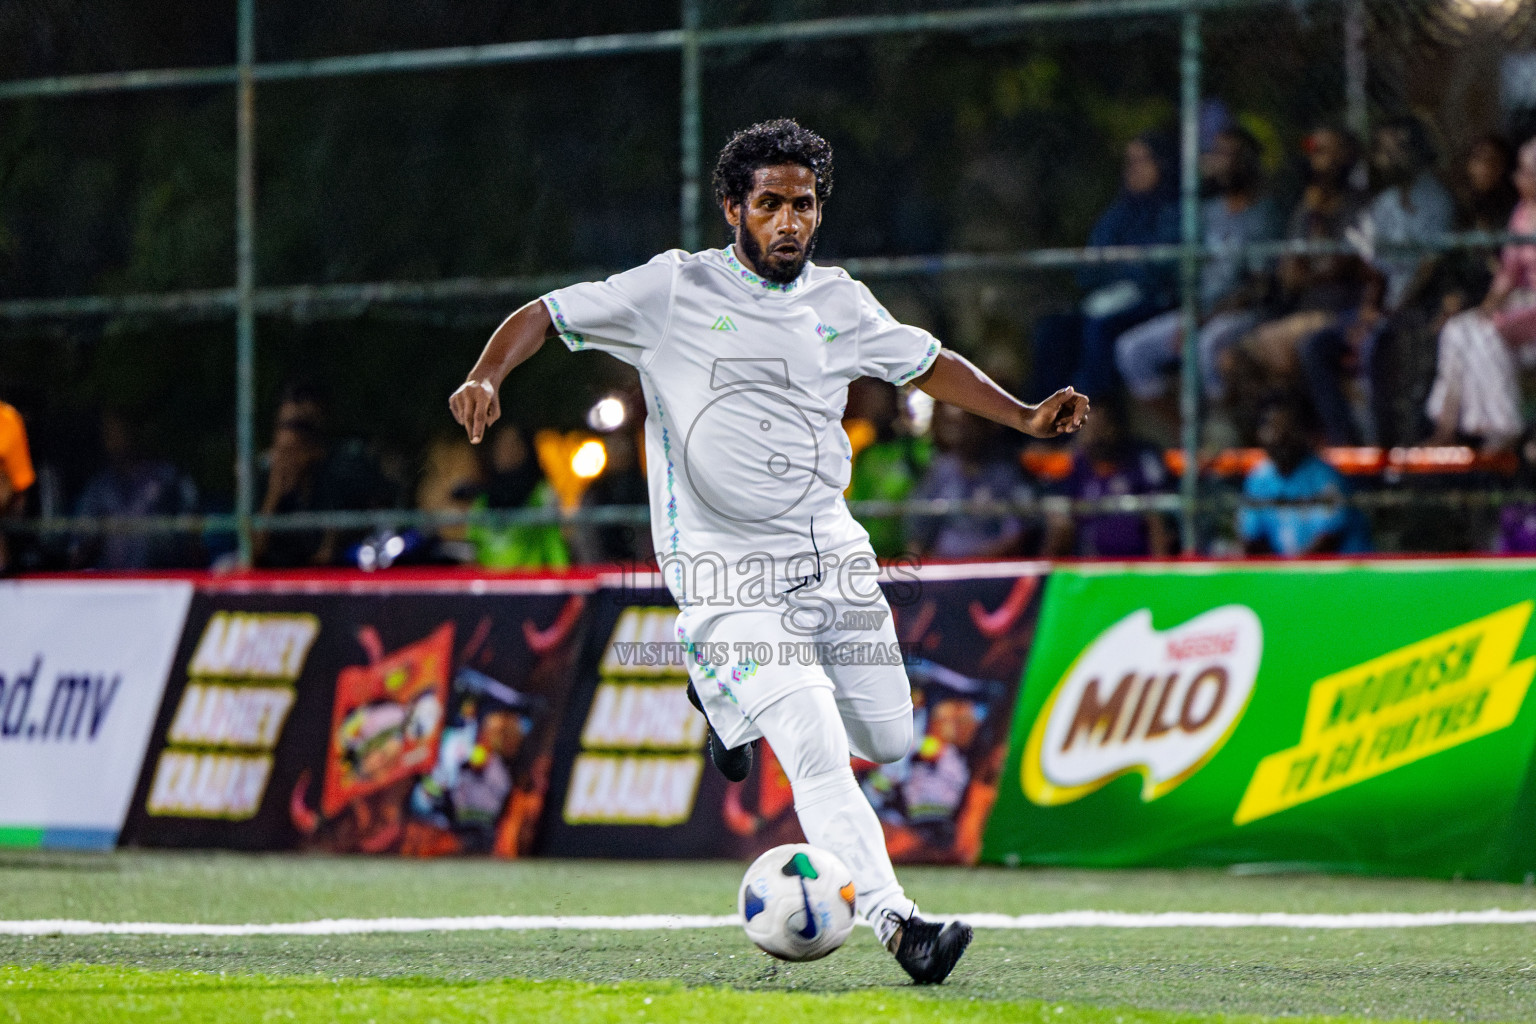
738 843 858 962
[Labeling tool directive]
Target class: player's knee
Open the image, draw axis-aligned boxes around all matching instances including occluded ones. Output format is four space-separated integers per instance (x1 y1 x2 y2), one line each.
757 688 849 783
861 715 914 765
782 725 850 782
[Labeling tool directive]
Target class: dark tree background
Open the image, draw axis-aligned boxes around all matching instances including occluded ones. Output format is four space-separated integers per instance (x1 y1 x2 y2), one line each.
0 0 1511 513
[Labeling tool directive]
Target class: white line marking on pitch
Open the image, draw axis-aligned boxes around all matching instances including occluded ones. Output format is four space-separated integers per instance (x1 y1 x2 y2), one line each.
4 910 1536 937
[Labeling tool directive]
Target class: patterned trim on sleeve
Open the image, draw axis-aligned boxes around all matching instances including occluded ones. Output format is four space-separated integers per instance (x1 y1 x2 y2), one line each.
542 294 587 351
893 339 941 386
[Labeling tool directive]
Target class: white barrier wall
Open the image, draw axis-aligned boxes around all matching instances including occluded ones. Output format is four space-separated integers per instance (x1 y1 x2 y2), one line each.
0 580 192 849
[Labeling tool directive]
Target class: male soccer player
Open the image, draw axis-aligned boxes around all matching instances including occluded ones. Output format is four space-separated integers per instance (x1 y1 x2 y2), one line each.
451 119 1088 983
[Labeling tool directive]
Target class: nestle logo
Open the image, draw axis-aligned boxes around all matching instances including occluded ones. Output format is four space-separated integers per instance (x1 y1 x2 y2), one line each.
1166 631 1237 661
1024 606 1263 806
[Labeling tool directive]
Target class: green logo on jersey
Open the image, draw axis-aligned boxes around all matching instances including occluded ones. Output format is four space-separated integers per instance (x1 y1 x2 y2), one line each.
816 322 840 343
711 315 739 332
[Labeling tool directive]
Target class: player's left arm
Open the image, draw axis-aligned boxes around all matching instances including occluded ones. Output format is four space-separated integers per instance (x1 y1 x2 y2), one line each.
910 350 1089 438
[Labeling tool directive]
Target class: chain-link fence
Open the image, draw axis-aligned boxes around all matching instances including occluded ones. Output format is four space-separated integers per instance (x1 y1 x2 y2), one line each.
5 0 1536 569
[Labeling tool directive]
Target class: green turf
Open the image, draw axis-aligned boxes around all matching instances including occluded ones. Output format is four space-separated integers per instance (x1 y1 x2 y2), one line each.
0 965 1480 1024
2 852 1535 1022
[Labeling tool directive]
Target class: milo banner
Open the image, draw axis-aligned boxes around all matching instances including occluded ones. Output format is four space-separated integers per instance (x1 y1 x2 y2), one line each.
121 584 588 857
539 566 1047 863
981 562 1536 881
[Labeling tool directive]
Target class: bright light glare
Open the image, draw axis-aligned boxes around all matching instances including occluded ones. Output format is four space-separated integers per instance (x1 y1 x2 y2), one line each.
904 388 935 436
588 396 627 432
571 439 608 479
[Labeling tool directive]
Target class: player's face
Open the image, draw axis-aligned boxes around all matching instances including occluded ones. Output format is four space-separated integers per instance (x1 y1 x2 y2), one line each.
726 164 820 284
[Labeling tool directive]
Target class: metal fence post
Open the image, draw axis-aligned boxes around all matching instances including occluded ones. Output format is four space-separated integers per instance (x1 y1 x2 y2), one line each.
1178 2 1203 554
1344 0 1368 148
680 0 703 252
235 0 258 566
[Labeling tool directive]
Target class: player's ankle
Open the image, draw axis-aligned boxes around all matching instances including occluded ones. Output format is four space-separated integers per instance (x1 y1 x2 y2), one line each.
873 900 918 950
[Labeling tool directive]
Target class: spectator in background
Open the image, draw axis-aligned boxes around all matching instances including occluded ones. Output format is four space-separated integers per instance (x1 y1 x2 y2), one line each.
574 425 652 565
0 397 35 575
1458 136 1519 238
1115 126 1277 418
1370 135 1518 446
1032 133 1180 401
1043 394 1173 558
1497 425 1536 553
464 422 568 569
1424 136 1536 451
71 410 200 569
905 403 1034 559
1222 126 1370 435
1239 392 1370 557
1299 116 1456 446
844 377 930 559
1428 136 1519 327
253 381 392 567
414 434 485 563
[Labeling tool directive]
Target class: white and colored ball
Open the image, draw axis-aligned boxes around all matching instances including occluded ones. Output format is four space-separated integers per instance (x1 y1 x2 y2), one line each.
737 843 858 962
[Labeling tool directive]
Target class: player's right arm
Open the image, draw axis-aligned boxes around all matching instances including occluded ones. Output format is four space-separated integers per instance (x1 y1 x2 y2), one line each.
452 255 676 444
450 300 556 444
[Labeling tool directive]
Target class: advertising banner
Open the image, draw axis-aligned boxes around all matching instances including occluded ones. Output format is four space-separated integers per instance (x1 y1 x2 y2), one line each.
981 562 1536 881
538 566 1047 863
0 580 192 849
121 585 589 856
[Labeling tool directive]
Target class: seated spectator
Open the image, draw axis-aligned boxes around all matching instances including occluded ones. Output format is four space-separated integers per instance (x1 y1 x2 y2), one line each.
71 410 200 569
254 381 392 568
414 434 485 562
0 397 35 575
1349 136 1517 447
1299 116 1455 445
1425 136 1536 451
1043 395 1173 558
463 422 568 569
1115 126 1278 416
1457 136 1519 238
575 425 652 565
1222 126 1370 434
1239 393 1370 557
843 377 930 558
1033 133 1179 401
1497 426 1536 553
905 403 1035 559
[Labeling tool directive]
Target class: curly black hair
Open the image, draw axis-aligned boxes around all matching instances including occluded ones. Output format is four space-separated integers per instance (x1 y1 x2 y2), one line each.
711 119 834 213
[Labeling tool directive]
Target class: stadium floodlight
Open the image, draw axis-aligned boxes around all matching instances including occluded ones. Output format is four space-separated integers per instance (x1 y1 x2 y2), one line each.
571 440 608 480
587 396 627 433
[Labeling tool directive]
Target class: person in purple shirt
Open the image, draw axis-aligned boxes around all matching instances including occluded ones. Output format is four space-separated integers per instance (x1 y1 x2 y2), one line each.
1498 428 1536 553
1043 396 1174 558
904 403 1036 559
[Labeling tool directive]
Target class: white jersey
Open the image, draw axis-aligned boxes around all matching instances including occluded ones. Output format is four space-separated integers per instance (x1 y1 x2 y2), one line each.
541 247 940 604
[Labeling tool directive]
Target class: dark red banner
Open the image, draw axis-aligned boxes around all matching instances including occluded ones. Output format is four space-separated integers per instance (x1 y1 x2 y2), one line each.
121 585 589 857
537 567 1048 863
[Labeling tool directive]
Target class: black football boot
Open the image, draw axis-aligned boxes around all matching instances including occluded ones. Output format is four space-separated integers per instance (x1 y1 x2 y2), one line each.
884 910 974 985
685 680 752 782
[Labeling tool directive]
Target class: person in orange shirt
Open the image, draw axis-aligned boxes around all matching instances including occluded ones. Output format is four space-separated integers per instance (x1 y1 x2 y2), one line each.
0 400 36 574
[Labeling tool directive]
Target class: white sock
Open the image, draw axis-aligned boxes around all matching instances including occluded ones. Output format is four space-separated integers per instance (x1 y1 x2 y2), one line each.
788 764 917 946
755 687 917 946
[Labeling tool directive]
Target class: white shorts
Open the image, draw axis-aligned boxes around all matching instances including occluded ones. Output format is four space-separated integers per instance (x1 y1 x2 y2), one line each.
676 586 914 751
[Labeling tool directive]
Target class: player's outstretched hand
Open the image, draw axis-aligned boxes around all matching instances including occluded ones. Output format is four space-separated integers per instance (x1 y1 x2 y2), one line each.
1023 386 1090 437
449 378 500 444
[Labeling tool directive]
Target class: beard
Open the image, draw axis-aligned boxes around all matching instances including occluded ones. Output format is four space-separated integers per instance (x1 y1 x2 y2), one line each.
739 226 817 284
